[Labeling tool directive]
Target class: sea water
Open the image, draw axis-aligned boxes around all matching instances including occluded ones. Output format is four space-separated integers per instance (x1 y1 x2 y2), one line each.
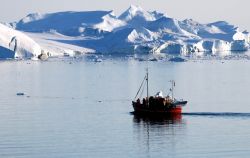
0 57 250 157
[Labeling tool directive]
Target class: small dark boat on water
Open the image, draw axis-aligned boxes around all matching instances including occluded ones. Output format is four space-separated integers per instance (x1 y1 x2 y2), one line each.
132 69 187 115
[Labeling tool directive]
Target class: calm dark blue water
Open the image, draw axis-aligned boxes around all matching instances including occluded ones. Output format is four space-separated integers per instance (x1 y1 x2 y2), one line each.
0 58 250 157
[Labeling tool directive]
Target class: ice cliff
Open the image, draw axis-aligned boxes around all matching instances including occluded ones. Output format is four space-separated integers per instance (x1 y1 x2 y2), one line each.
0 23 41 59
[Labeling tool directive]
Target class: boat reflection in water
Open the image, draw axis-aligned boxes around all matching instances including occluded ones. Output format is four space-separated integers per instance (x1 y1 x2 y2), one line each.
131 67 188 156
132 112 183 125
132 112 186 157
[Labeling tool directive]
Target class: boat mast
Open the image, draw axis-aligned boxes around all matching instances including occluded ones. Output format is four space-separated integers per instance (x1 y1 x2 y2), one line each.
172 80 174 100
170 80 175 100
146 68 149 106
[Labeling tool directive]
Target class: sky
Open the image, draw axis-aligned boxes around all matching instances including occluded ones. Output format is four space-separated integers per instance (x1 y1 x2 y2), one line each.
1 0 249 31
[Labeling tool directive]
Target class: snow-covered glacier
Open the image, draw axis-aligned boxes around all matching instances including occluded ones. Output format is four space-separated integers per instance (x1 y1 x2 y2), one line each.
1 5 249 59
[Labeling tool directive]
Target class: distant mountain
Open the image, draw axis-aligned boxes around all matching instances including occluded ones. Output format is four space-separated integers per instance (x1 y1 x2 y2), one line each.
1 5 249 59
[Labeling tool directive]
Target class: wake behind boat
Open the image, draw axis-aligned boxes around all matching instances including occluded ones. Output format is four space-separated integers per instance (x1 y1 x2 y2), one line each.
132 69 187 115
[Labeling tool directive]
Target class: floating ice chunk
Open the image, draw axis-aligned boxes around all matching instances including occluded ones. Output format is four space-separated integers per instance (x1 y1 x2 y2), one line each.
16 92 25 96
169 57 187 62
94 58 103 62
38 51 49 60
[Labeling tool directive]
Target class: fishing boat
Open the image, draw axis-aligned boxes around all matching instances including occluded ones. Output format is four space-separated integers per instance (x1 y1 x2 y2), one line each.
132 69 187 115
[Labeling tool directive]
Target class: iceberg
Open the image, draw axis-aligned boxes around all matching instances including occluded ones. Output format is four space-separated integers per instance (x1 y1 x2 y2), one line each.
0 23 41 59
0 5 248 59
155 42 187 55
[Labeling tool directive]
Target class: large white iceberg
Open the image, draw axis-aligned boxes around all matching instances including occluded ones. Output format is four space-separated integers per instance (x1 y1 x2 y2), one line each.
0 5 248 58
0 23 41 59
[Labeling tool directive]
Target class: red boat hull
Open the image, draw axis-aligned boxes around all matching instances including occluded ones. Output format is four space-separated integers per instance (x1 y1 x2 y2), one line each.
133 103 183 115
168 106 182 114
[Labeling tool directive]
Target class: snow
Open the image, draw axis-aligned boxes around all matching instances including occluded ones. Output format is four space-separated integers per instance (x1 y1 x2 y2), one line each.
15 11 112 35
150 11 167 20
0 5 249 59
0 23 41 59
149 17 184 34
26 32 95 57
233 31 247 41
20 13 45 24
93 12 126 32
127 28 158 43
119 5 156 22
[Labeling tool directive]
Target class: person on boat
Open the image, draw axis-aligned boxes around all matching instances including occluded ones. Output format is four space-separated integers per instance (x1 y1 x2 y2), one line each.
142 98 146 106
136 98 141 105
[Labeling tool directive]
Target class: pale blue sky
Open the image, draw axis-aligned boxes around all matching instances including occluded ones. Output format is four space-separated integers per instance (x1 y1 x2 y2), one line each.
1 0 249 31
